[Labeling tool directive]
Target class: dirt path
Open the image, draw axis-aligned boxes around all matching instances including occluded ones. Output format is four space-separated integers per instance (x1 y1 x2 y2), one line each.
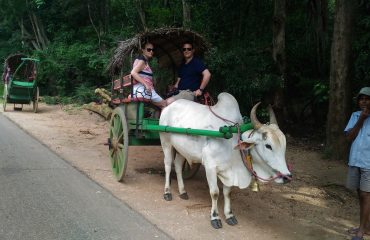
1 103 360 240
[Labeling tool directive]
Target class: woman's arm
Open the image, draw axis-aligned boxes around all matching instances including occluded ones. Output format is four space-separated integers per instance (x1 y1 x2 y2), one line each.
130 60 152 91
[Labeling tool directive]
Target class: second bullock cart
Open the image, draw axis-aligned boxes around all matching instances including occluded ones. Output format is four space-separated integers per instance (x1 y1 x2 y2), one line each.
107 28 253 182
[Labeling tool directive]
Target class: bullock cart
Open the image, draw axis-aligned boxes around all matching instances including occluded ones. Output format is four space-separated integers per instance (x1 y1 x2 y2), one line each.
2 54 40 112
107 28 253 182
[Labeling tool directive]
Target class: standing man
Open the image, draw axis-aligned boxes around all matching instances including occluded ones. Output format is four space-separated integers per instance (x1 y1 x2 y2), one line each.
166 41 211 104
345 87 370 240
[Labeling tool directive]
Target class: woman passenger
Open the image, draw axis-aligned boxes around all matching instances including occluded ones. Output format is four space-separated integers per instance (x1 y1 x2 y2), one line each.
130 42 167 109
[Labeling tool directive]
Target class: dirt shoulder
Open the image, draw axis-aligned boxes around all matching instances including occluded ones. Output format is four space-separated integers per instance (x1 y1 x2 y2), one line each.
1 103 359 240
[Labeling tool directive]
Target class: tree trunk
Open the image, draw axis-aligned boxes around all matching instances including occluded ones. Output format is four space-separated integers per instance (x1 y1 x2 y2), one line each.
271 0 287 130
87 3 102 53
28 10 49 50
272 0 286 80
308 0 328 77
326 0 355 161
134 0 147 31
182 0 191 28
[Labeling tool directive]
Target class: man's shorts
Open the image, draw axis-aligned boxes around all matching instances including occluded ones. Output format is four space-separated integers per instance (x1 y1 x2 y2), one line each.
132 83 163 103
171 90 195 101
346 166 370 192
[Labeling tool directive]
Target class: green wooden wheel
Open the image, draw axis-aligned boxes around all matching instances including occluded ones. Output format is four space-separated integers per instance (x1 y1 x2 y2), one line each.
33 87 39 113
109 106 129 182
182 162 201 180
3 84 7 111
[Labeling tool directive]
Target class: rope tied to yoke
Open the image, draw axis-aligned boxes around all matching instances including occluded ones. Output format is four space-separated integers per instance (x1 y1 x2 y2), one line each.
207 105 292 183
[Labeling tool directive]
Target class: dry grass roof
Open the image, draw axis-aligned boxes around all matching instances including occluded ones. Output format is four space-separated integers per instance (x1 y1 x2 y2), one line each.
4 53 28 74
108 27 210 75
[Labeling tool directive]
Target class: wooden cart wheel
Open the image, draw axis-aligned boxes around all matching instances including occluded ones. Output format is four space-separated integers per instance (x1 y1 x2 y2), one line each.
2 84 7 112
33 87 39 113
182 162 201 180
109 106 129 182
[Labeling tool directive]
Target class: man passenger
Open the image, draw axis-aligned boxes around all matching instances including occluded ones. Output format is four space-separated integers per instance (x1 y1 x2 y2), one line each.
166 41 211 104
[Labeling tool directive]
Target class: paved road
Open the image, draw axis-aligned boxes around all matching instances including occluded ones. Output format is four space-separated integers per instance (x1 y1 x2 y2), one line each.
0 114 172 240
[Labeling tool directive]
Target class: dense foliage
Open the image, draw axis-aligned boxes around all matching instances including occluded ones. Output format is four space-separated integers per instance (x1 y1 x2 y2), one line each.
0 0 369 137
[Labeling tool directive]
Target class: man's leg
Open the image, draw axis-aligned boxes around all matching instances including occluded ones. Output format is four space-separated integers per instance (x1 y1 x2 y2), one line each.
356 191 370 238
166 90 195 105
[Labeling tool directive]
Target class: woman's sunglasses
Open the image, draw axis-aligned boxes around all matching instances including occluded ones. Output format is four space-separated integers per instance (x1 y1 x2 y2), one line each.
146 48 154 52
182 48 193 52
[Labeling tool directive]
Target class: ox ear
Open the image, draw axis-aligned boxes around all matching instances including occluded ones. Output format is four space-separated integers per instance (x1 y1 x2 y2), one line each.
234 141 254 150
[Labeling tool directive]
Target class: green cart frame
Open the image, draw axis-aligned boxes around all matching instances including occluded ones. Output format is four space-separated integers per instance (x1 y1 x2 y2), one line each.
2 54 40 112
107 28 253 182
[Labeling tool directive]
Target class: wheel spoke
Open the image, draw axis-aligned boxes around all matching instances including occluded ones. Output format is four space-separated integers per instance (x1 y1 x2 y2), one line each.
117 150 124 171
109 149 115 158
111 116 116 137
118 132 124 142
109 149 116 164
118 143 124 149
114 115 122 135
111 116 118 138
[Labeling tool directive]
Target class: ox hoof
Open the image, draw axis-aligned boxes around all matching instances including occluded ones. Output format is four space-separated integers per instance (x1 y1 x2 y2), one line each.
179 192 189 200
226 216 238 226
164 193 172 201
211 219 222 229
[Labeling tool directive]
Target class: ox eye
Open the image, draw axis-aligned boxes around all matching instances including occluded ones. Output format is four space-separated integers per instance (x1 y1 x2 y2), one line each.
265 144 272 150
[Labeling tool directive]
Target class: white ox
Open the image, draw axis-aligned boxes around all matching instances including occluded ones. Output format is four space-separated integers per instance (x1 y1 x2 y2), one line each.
159 92 292 229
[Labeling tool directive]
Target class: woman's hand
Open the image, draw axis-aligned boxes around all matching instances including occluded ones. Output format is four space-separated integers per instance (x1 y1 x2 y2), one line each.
144 82 152 93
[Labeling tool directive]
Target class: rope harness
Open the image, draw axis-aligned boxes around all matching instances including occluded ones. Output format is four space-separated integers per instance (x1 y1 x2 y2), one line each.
207 105 292 183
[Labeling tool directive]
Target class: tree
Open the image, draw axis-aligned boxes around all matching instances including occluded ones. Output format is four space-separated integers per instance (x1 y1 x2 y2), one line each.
307 0 328 77
271 0 287 129
182 0 191 28
134 0 147 31
326 0 356 160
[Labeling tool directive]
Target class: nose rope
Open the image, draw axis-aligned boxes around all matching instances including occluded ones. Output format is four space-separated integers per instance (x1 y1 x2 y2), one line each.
239 148 288 182
238 127 292 182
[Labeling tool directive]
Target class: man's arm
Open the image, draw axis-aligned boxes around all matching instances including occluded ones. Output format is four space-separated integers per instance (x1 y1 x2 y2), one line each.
174 78 180 88
194 69 211 96
346 109 369 141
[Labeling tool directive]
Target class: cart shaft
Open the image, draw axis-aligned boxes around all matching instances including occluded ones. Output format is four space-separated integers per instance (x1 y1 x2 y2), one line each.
142 123 253 139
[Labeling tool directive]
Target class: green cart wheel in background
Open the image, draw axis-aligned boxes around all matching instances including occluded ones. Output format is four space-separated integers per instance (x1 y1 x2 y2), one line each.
109 106 129 182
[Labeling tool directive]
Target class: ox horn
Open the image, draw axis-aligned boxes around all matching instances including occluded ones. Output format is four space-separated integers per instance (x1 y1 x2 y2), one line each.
250 102 262 129
267 105 278 125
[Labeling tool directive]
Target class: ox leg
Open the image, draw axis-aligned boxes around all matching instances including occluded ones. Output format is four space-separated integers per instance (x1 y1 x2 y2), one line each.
223 185 238 226
205 167 222 229
174 154 188 200
163 146 174 201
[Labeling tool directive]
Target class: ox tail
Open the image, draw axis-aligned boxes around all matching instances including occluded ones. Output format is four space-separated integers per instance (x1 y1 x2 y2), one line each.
172 147 177 162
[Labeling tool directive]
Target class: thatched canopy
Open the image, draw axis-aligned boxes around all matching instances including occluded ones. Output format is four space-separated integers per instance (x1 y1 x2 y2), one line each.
2 54 37 82
4 54 28 74
108 27 210 75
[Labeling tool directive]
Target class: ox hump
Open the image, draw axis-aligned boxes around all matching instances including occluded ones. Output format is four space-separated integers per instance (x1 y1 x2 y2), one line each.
212 92 242 123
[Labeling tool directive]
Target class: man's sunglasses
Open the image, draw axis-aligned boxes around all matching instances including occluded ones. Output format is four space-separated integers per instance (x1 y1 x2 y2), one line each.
182 48 193 52
146 48 154 52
